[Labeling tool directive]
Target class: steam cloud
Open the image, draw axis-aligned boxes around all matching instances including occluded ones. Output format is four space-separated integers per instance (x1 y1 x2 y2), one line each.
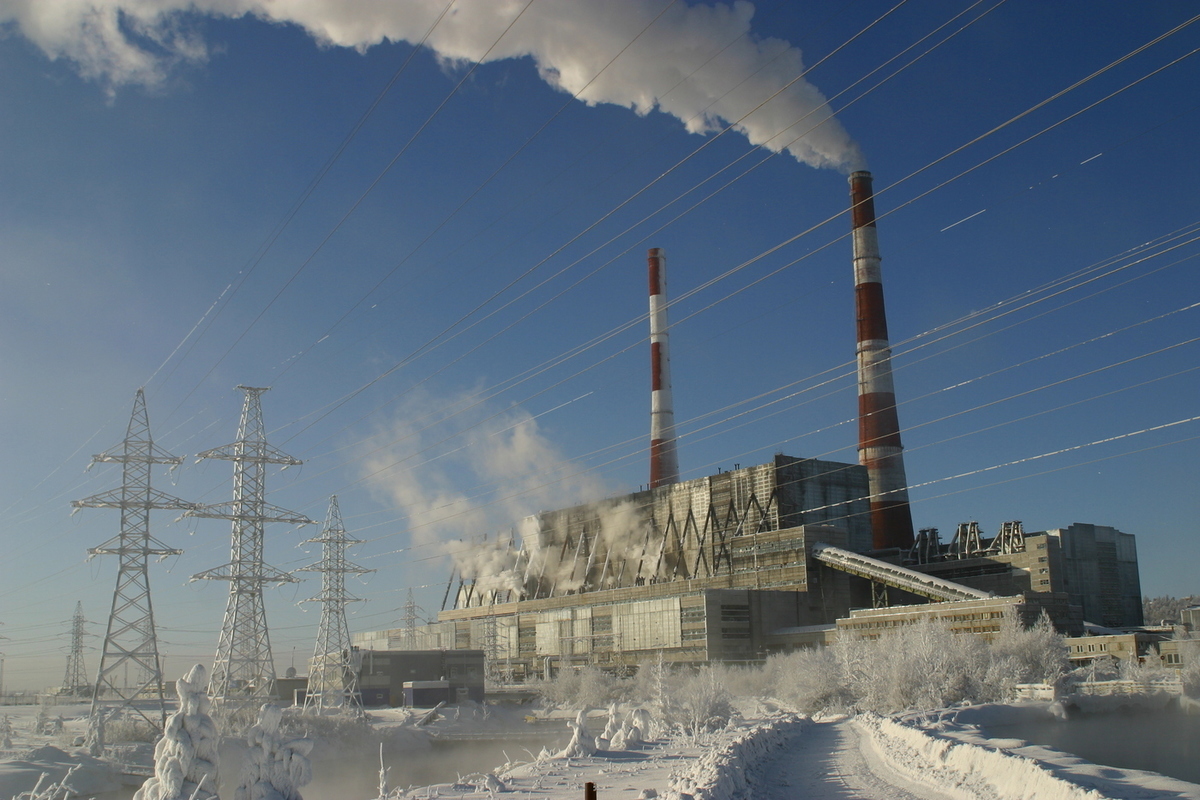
3 0 863 170
359 390 608 591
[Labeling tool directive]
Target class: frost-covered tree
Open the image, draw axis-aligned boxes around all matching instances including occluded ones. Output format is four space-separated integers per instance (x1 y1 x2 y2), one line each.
134 664 220 800
670 668 733 741
1 714 12 748
844 618 990 712
986 611 1068 695
537 664 623 710
764 646 849 714
235 705 313 800
763 613 1069 714
1177 640 1200 697
555 709 596 758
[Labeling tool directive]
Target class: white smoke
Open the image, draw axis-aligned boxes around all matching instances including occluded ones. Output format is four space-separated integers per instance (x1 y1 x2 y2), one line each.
2 0 863 170
359 389 608 588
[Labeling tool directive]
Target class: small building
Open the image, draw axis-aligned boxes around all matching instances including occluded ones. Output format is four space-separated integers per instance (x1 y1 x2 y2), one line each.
1063 630 1168 667
836 593 1083 642
403 680 453 708
1157 638 1198 671
357 649 484 706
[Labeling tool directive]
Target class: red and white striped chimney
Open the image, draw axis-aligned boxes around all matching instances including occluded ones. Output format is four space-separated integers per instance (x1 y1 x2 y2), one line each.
648 247 679 489
849 171 914 549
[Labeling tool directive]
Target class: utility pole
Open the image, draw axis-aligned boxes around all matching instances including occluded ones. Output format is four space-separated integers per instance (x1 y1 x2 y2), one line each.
187 386 312 730
73 389 196 736
61 602 90 697
299 496 372 715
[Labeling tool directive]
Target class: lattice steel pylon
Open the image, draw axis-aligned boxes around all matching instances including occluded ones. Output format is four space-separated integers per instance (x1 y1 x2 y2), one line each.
61 602 90 697
72 389 196 734
186 386 312 729
299 496 372 715
400 588 424 649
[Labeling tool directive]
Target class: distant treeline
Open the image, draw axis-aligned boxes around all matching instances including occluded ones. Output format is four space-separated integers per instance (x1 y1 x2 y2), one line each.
1143 595 1200 625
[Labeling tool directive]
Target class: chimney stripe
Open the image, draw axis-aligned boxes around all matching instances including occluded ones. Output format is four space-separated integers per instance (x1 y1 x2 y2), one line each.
850 171 914 549
647 248 679 489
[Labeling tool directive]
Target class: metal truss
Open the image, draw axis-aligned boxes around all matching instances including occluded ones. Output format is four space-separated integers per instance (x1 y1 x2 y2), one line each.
61 602 91 697
73 389 196 734
298 496 371 716
187 386 312 729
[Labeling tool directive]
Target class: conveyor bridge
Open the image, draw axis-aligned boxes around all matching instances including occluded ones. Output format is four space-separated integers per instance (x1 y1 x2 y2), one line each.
811 542 992 602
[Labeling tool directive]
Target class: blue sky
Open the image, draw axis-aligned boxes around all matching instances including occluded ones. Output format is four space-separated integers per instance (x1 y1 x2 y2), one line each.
1 1 1197 690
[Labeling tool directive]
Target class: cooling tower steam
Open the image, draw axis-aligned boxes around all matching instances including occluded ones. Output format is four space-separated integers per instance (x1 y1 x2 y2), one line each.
4 0 864 171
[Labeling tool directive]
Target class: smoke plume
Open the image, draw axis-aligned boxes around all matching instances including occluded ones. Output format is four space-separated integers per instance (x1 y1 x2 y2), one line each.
3 0 863 170
359 390 608 589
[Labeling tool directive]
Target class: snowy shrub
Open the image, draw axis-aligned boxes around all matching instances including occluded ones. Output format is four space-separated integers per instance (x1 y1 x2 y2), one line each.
759 613 1070 715
103 717 161 745
10 765 83 800
629 655 673 724
134 664 220 800
235 704 314 800
708 663 772 700
764 646 851 714
667 668 733 741
555 709 596 758
985 611 1068 695
1178 639 1200 697
841 618 992 713
536 664 625 710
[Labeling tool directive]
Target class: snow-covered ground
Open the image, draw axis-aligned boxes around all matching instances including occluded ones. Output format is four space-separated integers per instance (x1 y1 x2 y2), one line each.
4 699 1200 800
382 701 1200 800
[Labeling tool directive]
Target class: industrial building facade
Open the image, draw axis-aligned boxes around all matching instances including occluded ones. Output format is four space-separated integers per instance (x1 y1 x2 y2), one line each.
911 523 1142 628
354 511 1139 679
353 174 1145 682
449 454 873 609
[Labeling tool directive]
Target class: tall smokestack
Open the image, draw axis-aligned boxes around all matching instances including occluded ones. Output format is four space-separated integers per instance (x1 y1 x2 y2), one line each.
849 171 914 549
648 247 679 489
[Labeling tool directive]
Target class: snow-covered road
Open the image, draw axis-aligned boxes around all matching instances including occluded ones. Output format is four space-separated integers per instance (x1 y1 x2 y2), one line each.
748 718 958 800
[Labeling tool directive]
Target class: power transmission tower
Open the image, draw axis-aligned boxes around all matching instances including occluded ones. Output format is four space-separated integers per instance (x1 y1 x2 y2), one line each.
187 386 312 729
299 496 372 716
61 602 91 697
400 588 425 649
73 389 196 736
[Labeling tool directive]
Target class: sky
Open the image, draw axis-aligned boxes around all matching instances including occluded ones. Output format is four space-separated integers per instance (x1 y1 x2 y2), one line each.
0 0 1197 691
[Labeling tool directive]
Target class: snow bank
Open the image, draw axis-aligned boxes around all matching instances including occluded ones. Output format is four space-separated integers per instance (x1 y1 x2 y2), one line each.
0 745 121 799
663 715 807 800
857 712 1109 800
888 704 1200 800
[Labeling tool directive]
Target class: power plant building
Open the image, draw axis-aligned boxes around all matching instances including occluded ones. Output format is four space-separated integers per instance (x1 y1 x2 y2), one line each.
355 455 879 676
354 172 1144 680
